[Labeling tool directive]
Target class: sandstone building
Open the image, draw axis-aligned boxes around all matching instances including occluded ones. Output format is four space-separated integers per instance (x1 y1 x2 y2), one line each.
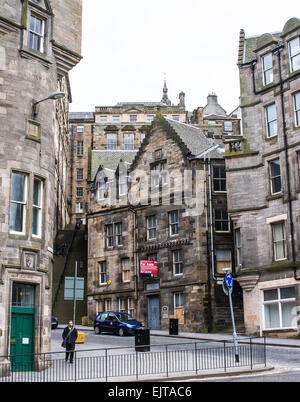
69 83 187 225
0 0 82 372
225 17 300 336
86 114 243 332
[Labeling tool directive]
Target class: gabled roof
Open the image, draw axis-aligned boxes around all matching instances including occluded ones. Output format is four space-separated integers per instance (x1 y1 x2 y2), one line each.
130 115 223 171
166 119 222 158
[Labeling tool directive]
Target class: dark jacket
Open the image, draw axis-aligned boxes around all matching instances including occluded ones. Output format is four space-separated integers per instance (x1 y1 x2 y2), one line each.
62 326 78 344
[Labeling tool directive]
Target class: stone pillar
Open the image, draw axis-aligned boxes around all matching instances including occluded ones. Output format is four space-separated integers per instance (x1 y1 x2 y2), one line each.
237 274 260 335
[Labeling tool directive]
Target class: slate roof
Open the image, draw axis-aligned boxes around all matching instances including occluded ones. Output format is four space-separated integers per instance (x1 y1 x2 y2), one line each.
90 150 138 181
240 32 281 64
165 118 223 158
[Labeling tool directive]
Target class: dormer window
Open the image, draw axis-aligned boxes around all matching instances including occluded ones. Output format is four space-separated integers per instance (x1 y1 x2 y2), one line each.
262 52 273 85
288 37 300 72
29 14 45 53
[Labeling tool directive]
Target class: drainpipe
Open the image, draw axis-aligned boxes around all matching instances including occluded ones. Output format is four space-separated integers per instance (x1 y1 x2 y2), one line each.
207 155 217 281
204 160 213 332
274 45 297 276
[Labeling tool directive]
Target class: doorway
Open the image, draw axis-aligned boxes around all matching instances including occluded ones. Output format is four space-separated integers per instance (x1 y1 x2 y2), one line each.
10 283 35 372
147 295 160 329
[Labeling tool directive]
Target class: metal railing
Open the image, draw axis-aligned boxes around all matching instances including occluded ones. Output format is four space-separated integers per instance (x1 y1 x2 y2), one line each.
0 337 266 382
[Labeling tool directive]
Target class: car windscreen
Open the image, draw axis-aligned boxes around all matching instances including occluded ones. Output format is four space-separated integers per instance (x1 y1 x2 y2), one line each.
116 313 134 321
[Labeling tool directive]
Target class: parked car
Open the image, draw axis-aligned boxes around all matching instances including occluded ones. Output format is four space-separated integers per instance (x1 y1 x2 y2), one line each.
51 316 58 329
94 312 144 336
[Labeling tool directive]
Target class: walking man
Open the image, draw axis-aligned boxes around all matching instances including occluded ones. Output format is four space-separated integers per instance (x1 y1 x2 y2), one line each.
62 320 78 363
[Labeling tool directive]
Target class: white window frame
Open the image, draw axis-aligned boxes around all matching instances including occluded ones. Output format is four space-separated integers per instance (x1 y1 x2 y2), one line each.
224 121 233 132
294 92 300 127
147 216 157 240
128 297 135 317
106 224 114 247
100 116 107 123
98 179 106 200
9 172 28 235
130 115 137 123
76 168 83 181
262 286 296 330
173 250 183 276
121 258 131 283
76 202 83 214
119 175 127 196
76 125 84 133
288 37 300 73
77 140 84 157
174 292 184 309
169 210 179 236
112 115 120 123
28 13 45 53
32 177 43 238
272 221 287 261
216 249 232 274
269 159 281 195
147 115 154 123
235 228 242 267
124 133 135 150
76 187 83 198
115 222 123 246
262 52 273 86
99 261 107 285
107 133 118 150
265 103 277 138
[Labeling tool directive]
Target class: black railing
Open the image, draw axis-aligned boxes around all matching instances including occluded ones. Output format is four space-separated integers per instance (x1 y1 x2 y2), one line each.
0 337 266 382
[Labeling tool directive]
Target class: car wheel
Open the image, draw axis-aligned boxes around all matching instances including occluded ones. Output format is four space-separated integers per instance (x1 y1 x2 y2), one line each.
94 326 101 335
118 327 125 336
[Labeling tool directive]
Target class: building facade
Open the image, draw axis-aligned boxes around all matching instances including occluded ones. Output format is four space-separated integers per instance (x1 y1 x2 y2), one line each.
225 17 300 336
86 115 243 332
68 84 187 224
0 0 82 372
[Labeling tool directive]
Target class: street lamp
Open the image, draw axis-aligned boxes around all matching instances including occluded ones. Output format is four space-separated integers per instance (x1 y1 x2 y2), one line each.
32 91 65 119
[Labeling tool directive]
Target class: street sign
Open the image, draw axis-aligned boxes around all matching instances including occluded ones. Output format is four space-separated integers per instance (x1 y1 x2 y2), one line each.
222 273 239 363
225 273 233 290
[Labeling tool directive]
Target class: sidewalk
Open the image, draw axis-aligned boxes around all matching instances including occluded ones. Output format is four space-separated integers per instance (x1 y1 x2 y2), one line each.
68 325 300 348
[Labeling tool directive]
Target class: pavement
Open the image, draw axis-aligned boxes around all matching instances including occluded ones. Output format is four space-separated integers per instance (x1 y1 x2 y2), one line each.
66 324 300 348
54 324 300 381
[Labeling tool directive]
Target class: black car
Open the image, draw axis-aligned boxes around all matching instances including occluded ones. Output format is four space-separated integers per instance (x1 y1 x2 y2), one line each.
94 312 143 336
51 316 58 329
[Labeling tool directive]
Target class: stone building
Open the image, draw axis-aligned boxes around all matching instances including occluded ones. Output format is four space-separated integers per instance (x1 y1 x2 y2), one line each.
0 0 82 371
225 17 300 336
68 83 187 224
190 93 241 143
86 114 243 332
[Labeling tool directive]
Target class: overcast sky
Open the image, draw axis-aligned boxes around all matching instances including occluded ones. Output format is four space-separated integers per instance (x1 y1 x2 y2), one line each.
69 0 298 115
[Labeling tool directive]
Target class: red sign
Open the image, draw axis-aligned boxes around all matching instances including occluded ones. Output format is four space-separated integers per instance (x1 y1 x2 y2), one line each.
140 260 158 275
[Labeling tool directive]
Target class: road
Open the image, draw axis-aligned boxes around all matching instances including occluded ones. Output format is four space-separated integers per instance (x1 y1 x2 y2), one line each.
51 328 300 381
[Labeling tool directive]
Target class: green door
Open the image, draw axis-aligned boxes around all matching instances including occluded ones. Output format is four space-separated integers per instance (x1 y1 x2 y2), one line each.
10 307 35 372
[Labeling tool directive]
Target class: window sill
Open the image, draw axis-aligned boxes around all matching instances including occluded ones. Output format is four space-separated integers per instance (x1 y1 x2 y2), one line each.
19 48 52 68
266 193 283 201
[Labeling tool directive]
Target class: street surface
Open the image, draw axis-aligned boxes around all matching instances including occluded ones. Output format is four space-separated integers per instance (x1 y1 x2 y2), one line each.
51 328 300 381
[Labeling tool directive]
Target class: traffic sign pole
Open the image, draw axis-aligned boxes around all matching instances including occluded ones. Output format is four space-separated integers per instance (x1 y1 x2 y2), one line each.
223 273 239 363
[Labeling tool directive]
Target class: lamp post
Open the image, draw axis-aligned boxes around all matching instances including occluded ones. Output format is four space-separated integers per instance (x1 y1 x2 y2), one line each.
32 91 65 119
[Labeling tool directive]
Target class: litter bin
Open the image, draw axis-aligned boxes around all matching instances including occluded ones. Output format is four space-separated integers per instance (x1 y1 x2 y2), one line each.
135 328 150 352
169 318 178 335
